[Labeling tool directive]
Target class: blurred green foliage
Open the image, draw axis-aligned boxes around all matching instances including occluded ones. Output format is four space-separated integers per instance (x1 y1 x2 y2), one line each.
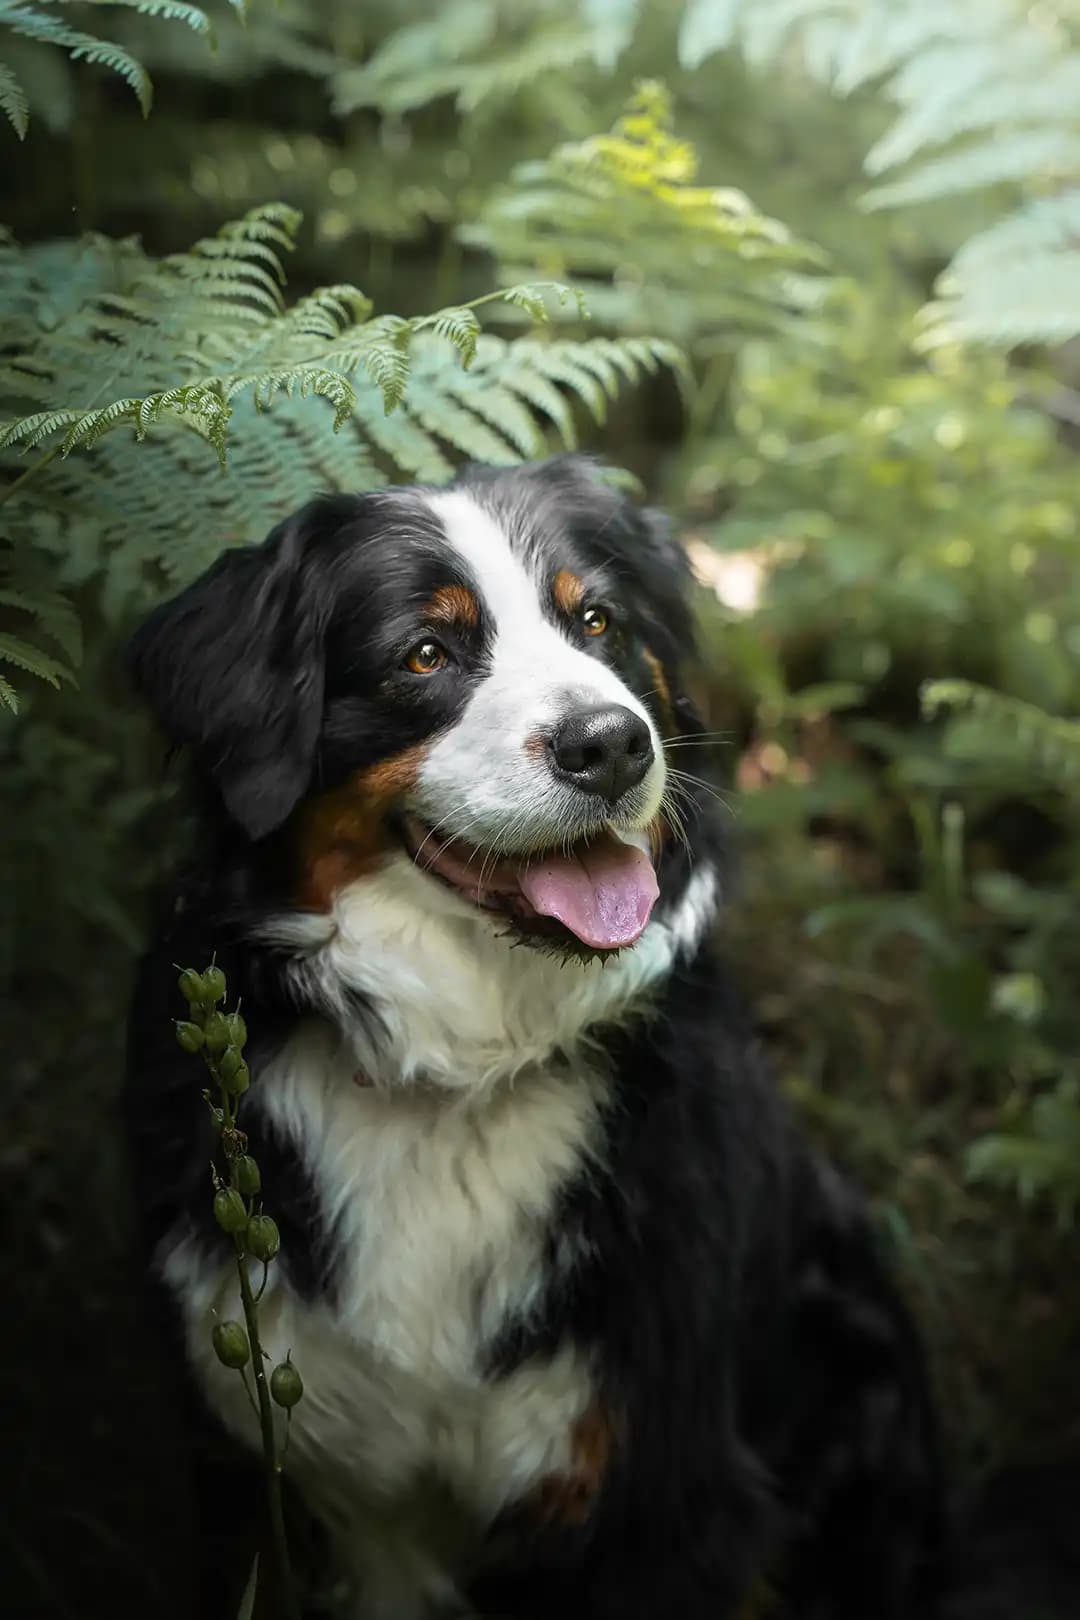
3 8 1080 1596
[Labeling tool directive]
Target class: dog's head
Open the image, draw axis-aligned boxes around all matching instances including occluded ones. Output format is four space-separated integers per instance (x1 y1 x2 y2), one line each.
130 456 705 958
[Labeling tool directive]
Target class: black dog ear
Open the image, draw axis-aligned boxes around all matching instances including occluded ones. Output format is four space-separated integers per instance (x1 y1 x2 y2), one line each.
635 503 697 647
128 496 355 839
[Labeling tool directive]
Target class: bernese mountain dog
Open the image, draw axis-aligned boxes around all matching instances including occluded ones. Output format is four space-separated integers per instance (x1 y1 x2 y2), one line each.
126 455 943 1619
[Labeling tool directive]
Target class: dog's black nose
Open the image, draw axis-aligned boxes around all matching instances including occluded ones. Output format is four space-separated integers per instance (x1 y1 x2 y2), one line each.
550 704 654 804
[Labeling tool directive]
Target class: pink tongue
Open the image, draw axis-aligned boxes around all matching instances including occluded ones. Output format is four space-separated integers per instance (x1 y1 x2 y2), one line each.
518 834 659 949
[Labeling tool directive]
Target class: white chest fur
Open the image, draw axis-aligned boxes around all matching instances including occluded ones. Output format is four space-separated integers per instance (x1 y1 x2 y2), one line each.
166 1022 607 1616
167 856 718 1613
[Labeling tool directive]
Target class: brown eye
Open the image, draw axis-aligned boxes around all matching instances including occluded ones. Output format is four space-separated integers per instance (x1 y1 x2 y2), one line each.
405 640 447 675
582 605 609 637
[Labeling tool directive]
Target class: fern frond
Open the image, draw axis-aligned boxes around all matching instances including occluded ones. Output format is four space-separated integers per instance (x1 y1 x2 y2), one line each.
676 0 1080 349
331 3 595 118
355 319 413 414
678 0 740 71
0 629 69 687
49 0 212 32
2 211 677 701
421 307 481 368
469 83 825 347
922 680 1080 782
0 671 16 712
862 130 1080 212
0 408 83 450
920 253 1080 350
583 0 638 69
0 584 81 666
499 281 589 322
0 58 28 136
0 1 153 113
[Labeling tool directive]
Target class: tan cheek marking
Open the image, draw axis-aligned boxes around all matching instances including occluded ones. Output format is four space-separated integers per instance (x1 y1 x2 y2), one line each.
642 646 674 731
294 741 429 912
530 1401 617 1529
553 569 584 617
423 584 480 633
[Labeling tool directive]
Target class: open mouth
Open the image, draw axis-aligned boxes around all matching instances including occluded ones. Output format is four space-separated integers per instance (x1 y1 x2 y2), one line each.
401 815 660 951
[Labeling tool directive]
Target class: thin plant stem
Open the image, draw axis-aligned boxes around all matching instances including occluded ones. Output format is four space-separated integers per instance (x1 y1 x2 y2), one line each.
234 1237 299 1620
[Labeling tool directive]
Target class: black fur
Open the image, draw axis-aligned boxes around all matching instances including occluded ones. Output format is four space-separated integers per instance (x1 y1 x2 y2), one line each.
126 456 944 1619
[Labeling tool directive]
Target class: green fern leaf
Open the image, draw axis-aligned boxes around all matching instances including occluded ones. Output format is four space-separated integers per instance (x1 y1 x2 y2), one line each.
439 375 544 458
0 408 84 450
62 398 141 452
1 2 153 114
53 0 212 32
135 385 230 448
359 319 414 413
496 363 577 448
0 630 69 687
678 0 741 70
583 0 638 69
422 306 481 368
499 281 590 322
0 579 81 664
355 393 454 484
862 129 1080 211
44 0 212 32
920 250 1080 349
0 59 28 136
0 672 16 712
923 680 1080 781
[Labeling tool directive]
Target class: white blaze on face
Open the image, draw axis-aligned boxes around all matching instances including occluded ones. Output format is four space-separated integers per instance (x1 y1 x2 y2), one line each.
412 490 665 851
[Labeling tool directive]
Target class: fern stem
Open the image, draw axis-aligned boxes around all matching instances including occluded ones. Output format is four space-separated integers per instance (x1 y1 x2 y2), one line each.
234 1238 300 1620
0 445 62 510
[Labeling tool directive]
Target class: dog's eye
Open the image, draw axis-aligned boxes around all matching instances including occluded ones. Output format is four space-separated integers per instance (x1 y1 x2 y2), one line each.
582 605 609 637
405 639 448 675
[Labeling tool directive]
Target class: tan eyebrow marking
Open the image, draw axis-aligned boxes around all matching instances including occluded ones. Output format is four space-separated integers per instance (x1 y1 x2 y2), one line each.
423 584 480 632
553 569 585 616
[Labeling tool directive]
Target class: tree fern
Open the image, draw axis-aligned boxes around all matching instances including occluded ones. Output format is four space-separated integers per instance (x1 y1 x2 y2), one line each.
1 204 679 702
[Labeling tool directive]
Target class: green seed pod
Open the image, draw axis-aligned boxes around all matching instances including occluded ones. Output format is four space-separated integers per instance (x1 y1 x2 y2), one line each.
175 1020 205 1053
212 1320 250 1369
231 1154 261 1197
270 1361 303 1408
220 1059 250 1098
213 1188 248 1234
178 968 204 1004
201 965 227 1004
203 1012 231 1054
245 1214 280 1261
218 1045 243 1081
224 1012 248 1051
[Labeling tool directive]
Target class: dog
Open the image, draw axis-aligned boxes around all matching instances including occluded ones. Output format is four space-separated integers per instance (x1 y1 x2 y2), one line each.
126 455 943 1619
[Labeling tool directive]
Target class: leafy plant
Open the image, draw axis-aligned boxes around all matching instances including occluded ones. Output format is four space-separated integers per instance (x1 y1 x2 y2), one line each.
0 201 677 705
468 79 829 345
173 961 303 1619
672 0 1080 350
0 0 244 137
